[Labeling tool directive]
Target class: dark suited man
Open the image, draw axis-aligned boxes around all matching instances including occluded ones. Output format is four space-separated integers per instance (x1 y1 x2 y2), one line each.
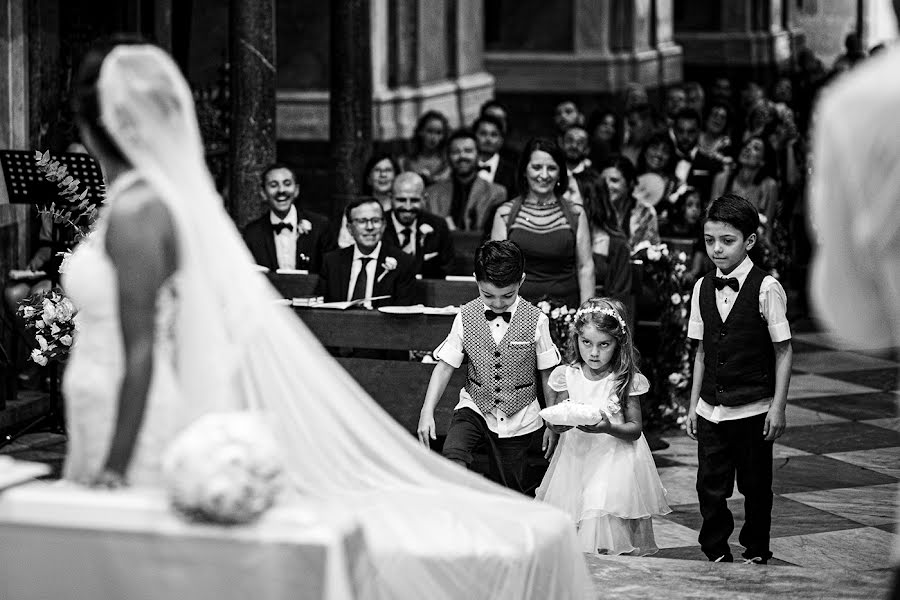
473 114 518 198
242 163 332 272
425 129 507 237
384 172 455 279
670 108 724 207
317 196 417 308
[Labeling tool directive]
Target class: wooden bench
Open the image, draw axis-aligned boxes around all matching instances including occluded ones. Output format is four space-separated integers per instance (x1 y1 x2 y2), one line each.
293 308 463 436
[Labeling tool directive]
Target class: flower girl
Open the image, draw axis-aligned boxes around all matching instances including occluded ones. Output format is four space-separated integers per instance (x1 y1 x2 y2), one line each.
536 297 671 555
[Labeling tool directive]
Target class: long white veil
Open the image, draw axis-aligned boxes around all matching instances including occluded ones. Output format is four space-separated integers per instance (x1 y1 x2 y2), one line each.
97 45 590 599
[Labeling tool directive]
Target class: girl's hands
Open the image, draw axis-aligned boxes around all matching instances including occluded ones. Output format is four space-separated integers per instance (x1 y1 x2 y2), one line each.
546 423 573 434
577 413 611 434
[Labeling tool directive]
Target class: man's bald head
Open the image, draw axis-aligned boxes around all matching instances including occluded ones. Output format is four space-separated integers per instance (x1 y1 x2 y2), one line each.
393 171 425 196
392 171 426 226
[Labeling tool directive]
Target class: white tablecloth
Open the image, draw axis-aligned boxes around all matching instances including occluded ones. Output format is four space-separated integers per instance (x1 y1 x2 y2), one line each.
0 482 370 600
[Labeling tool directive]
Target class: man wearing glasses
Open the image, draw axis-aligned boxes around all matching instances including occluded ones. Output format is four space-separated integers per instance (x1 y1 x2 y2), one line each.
317 196 417 308
384 172 455 279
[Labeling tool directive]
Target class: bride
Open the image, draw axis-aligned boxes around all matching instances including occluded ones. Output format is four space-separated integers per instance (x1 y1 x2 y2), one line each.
62 39 591 599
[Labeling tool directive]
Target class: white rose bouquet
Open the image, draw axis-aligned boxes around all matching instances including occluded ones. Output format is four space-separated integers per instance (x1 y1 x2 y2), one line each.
16 288 77 365
162 412 285 525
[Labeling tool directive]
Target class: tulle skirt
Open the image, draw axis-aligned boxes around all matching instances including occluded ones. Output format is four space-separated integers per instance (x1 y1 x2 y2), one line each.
536 430 671 556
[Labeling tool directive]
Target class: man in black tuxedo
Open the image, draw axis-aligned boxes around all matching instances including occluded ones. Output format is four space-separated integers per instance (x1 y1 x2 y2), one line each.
670 108 724 207
384 172 455 279
317 196 417 307
474 114 518 199
242 163 332 272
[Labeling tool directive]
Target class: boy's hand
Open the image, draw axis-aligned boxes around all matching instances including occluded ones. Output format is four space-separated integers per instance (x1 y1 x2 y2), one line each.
546 423 572 435
686 406 698 440
542 428 559 459
417 412 436 447
763 405 786 441
577 413 611 434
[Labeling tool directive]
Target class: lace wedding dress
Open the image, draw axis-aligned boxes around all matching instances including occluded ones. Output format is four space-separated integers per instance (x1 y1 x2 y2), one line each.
57 43 592 599
61 173 183 486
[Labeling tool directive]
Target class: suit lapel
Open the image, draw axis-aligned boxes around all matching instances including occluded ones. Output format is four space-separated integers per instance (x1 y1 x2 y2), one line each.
466 179 488 230
337 246 354 300
263 220 279 268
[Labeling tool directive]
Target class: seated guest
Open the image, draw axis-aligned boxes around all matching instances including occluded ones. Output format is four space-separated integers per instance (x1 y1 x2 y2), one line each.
317 196 416 308
479 99 519 165
242 163 332 273
425 129 507 236
337 154 401 248
474 114 518 198
586 107 621 168
561 124 594 175
399 110 451 186
671 108 724 207
663 84 687 127
384 172 455 279
553 99 585 146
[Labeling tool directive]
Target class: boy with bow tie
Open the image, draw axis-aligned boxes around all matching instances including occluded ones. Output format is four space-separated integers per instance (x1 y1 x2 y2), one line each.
417 240 561 494
685 193 793 565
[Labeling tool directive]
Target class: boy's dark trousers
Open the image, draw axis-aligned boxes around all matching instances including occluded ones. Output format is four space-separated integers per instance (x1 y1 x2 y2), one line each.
442 407 534 495
696 412 774 562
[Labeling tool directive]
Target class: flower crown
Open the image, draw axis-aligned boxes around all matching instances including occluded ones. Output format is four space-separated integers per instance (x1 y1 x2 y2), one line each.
574 306 627 331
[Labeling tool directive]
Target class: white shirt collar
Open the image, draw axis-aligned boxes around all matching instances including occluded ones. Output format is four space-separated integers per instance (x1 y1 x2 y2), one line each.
479 153 500 172
391 212 417 236
270 204 297 228
481 295 521 317
716 255 754 287
352 241 382 262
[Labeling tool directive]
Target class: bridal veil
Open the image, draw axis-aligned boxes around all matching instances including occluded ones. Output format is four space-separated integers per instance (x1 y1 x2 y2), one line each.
96 44 590 599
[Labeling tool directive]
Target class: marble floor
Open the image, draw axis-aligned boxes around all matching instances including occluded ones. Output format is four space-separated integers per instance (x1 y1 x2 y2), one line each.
1 328 898 598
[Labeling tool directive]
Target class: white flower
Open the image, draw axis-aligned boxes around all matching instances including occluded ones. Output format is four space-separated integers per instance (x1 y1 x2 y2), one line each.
50 322 61 336
550 308 561 319
632 240 651 255
681 293 690 303
21 306 35 319
678 251 687 262
55 297 75 323
418 223 434 237
668 372 683 385
30 349 48 366
758 213 768 225
538 301 551 314
59 334 73 347
646 246 662 262
670 293 681 305
660 244 669 256
376 256 399 283
42 298 57 322
298 219 313 235
606 398 621 414
35 319 44 329
35 335 48 352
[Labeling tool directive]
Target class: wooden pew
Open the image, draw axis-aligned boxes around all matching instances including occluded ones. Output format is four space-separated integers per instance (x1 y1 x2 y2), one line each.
293 308 464 436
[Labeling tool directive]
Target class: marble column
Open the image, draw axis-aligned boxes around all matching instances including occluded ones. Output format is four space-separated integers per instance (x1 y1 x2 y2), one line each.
674 0 804 83
229 0 276 228
329 0 372 217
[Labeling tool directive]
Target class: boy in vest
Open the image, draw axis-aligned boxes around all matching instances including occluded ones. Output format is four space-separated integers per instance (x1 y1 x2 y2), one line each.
685 193 793 564
417 240 561 494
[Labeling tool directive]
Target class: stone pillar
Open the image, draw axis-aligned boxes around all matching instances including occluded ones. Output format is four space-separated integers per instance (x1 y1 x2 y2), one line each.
674 0 803 83
229 0 276 228
329 0 372 218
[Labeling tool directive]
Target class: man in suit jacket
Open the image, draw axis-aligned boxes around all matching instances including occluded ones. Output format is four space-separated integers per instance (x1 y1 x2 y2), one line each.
384 172 455 279
670 108 724 207
317 196 417 307
473 114 518 198
425 129 507 238
242 163 332 272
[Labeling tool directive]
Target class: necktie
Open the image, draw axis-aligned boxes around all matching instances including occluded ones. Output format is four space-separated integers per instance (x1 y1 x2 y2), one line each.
399 227 413 250
713 276 739 292
272 222 293 234
351 257 373 301
485 310 512 323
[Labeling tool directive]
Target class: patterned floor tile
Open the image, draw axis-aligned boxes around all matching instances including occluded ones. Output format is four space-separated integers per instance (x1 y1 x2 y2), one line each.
863 418 900 433
643 545 707 561
875 523 897 534
784 484 899 526
792 332 894 354
772 455 898 494
777 421 900 454
657 466 708 506
769 527 897 571
654 435 699 468
827 447 900 479
793 392 898 421
653 454 687 468
652 516 702 549
784 404 847 427
792 351 899 374
826 369 898 392
772 444 812 459
787 374 878 400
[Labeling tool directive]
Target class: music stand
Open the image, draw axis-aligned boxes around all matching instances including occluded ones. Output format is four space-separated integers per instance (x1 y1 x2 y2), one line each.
0 150 106 206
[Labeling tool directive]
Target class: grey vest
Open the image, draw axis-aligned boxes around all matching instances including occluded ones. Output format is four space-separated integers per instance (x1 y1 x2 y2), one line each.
461 298 541 416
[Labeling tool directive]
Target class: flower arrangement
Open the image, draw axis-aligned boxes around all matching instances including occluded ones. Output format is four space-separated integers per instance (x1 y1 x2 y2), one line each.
162 412 285 525
631 241 693 430
537 299 577 350
16 289 76 365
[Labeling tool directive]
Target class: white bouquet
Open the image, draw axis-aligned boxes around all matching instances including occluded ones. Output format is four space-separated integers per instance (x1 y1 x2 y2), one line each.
161 412 284 525
540 402 604 427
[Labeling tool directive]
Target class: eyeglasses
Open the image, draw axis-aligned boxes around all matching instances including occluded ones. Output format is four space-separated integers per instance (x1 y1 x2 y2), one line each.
351 217 384 227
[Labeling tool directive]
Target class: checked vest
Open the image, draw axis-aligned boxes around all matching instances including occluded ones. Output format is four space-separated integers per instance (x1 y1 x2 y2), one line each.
461 298 541 416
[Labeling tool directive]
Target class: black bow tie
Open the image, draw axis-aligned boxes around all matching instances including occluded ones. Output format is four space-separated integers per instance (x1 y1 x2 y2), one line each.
714 276 739 292
485 310 512 323
477 163 491 171
272 222 293 234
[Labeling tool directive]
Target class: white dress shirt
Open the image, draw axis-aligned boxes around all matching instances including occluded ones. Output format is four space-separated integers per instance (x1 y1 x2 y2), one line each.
687 255 791 423
477 153 500 184
347 242 381 308
391 212 417 255
433 297 561 438
270 205 298 270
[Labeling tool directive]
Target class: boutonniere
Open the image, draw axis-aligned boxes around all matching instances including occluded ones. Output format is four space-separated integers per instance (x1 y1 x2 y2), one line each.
418 223 434 237
298 219 312 235
376 256 398 282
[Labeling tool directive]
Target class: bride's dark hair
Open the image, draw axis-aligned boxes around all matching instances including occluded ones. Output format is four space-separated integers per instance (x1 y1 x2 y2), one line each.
71 33 149 163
